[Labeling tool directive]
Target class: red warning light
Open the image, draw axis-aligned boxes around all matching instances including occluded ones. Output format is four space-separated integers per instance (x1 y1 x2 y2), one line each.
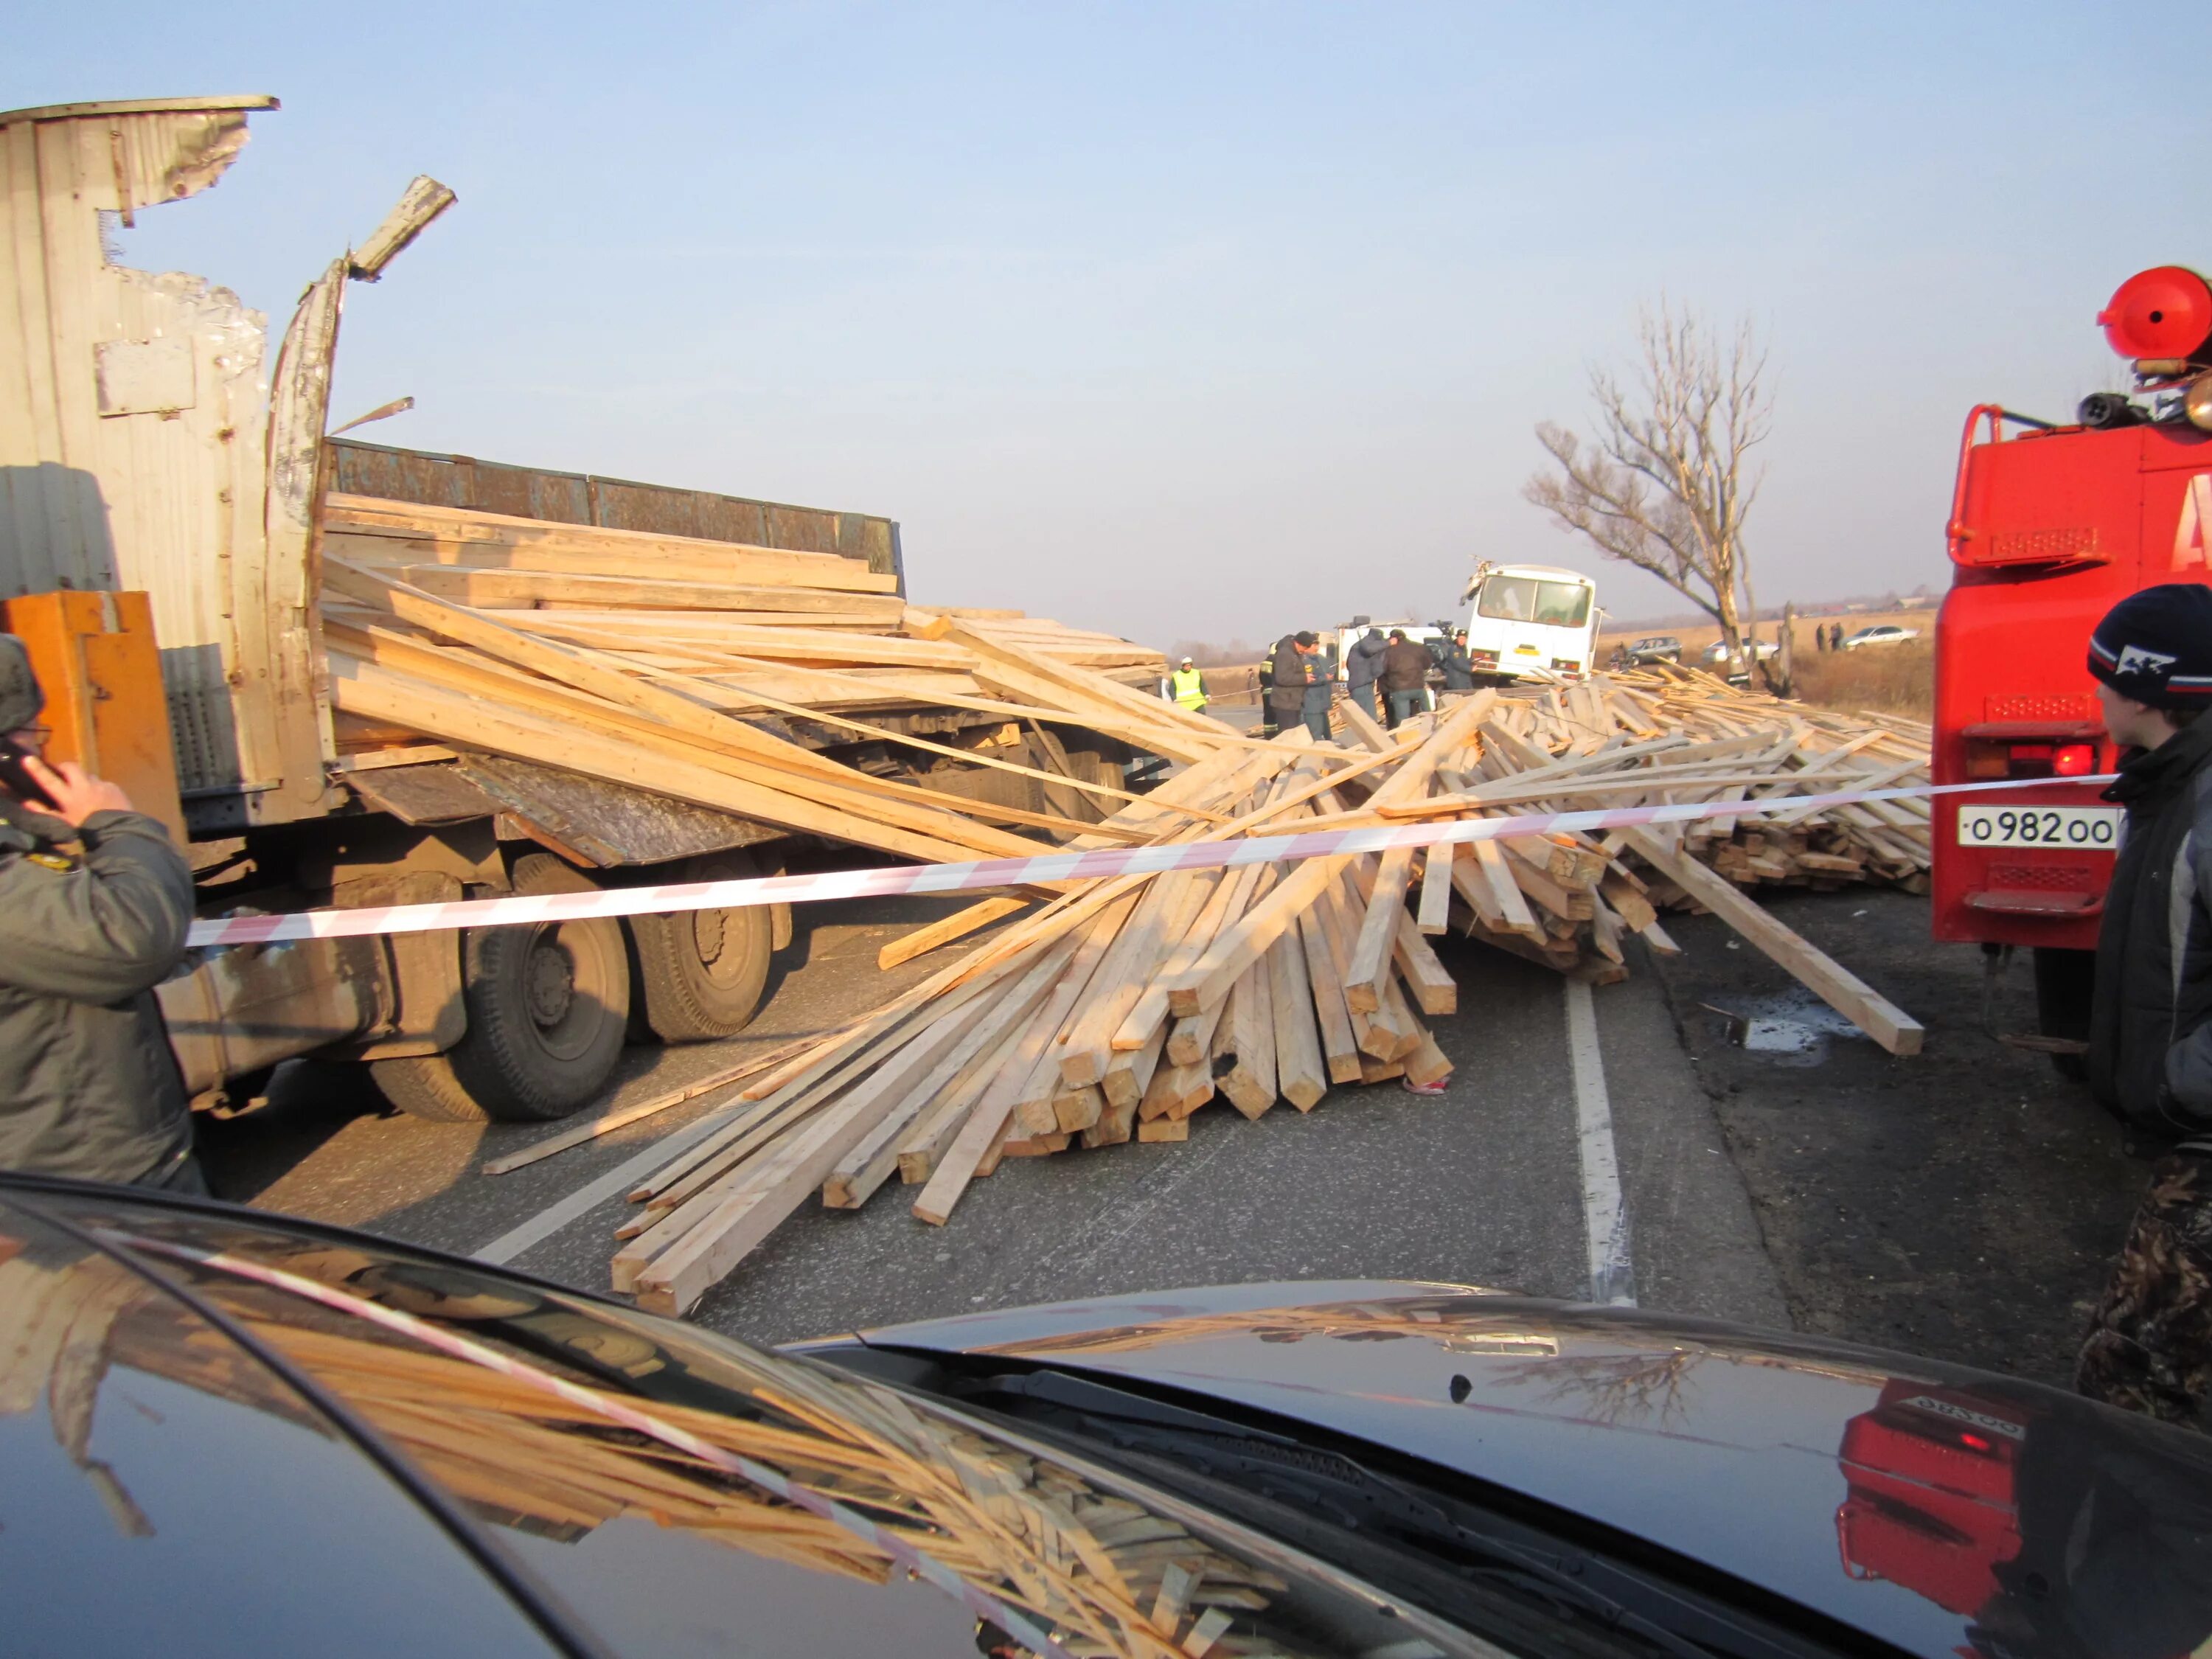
2053 744 2096 777
2099 267 2212 362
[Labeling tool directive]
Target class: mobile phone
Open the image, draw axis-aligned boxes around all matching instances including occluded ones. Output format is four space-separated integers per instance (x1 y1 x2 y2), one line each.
0 740 58 810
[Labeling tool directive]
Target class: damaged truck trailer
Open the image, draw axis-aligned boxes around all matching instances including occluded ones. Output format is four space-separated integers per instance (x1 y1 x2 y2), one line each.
0 95 1137 1124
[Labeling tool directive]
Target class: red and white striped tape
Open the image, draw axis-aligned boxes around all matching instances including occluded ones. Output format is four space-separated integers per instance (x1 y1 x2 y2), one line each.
184 774 2115 950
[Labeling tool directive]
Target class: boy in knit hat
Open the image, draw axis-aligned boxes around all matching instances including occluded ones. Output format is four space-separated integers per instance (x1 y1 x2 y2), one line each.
2075 583 2212 1425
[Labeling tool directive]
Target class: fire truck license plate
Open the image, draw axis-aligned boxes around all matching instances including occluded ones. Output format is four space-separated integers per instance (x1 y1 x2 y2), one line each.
1955 804 2121 849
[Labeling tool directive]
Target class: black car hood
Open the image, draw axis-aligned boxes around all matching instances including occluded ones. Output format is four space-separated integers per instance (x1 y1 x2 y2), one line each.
833 1281 2212 1659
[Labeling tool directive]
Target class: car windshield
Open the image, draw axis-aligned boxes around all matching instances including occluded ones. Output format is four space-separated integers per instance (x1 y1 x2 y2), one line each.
1476 577 1590 628
18 1191 1484 1659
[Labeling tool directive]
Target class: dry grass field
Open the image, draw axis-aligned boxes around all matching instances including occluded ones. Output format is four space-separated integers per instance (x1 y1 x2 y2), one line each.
1600 608 1936 722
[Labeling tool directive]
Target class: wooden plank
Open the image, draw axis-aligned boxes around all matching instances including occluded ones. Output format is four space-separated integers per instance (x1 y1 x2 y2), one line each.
1267 930 1328 1111
1335 695 1394 754
1402 1028 1452 1088
1624 825 1925 1056
1391 909 1458 1017
1103 1017 1173 1113
1501 844 1595 922
480 1042 805 1175
1344 845 1416 1015
323 587 1061 861
878 897 1029 970
1214 965 1278 1120
1057 872 1217 1087
1295 908 1363 1085
324 494 900 592
895 1016 1029 1185
910 890 1141 1225
1415 846 1454 934
633 987 1014 1311
819 941 1071 1207
390 563 910 619
1466 838 1542 939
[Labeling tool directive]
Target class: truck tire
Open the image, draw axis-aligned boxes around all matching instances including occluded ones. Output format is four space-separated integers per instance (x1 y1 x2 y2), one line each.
2034 945 2094 1082
372 854 632 1122
626 850 773 1042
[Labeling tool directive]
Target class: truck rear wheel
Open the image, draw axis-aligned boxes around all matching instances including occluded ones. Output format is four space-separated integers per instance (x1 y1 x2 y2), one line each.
626 850 773 1042
372 853 632 1122
2034 945 2094 1082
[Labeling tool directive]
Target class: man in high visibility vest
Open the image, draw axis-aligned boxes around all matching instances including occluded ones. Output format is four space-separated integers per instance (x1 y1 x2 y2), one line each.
1165 655 1208 714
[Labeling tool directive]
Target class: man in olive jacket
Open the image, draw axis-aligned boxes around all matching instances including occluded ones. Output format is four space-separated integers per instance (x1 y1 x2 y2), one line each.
2076 585 2212 1426
1267 632 1326 740
0 636 201 1191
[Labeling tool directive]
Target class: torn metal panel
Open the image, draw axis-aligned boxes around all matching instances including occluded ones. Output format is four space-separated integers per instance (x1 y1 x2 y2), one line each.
0 95 451 832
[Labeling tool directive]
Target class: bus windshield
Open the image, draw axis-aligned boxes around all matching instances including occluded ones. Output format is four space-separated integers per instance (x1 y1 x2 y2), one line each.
1476 574 1591 629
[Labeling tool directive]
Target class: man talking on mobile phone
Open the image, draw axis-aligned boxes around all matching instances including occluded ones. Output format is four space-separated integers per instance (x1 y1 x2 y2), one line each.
0 634 204 1192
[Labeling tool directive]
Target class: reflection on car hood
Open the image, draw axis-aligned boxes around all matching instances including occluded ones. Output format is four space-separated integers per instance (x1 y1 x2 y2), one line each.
0 1184 1412 1659
842 1281 2212 1659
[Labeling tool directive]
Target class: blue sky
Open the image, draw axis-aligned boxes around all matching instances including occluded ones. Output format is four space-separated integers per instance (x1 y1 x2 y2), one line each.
9 4 2208 644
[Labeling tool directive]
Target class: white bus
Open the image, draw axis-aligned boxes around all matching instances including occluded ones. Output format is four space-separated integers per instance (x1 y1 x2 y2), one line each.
1459 563 1601 682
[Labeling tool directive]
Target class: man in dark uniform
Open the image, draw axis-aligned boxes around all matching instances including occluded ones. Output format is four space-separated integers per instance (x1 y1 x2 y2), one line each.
0 636 202 1192
1439 628 1476 692
2074 586 2212 1427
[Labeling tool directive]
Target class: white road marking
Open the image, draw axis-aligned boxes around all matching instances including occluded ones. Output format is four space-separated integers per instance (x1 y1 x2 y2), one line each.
1565 979 1636 1306
473 1107 735 1267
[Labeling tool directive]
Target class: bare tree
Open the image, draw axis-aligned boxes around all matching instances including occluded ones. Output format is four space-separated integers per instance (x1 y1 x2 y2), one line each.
1525 302 1777 684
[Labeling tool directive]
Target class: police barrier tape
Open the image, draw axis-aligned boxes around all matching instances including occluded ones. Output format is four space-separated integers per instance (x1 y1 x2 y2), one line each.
183 773 2120 950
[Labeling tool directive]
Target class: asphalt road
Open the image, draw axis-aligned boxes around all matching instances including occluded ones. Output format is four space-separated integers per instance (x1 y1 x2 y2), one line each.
196 888 1790 1350
192 703 2146 1388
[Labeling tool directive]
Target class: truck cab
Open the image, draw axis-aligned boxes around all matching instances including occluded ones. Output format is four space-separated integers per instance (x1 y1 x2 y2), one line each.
1933 265 2212 1057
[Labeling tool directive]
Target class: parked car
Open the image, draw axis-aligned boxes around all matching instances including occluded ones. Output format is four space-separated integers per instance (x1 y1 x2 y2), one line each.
1700 636 1780 664
1841 623 1921 650
10 1172 2212 1659
1627 635 1682 664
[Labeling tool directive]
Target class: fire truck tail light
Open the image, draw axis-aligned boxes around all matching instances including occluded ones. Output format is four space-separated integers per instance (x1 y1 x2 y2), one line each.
1964 738 2101 781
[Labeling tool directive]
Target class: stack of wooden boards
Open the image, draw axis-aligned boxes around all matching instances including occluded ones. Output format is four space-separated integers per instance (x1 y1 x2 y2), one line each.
313 493 1258 865
584 665 1934 1316
1341 662 1934 1004
611 712 1473 1315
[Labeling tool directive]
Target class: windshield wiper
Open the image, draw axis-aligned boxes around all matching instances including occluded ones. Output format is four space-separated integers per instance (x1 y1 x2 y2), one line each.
935 1363 1835 1659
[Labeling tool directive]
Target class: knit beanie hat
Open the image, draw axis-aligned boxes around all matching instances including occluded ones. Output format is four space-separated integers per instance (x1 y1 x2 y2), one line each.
0 636 44 734
2088 584 2212 709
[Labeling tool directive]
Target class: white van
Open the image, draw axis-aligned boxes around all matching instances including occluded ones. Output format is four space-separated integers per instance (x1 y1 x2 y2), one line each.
1459 564 1601 682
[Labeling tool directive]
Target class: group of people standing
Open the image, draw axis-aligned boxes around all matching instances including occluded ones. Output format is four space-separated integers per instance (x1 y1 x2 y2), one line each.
1254 626 1478 740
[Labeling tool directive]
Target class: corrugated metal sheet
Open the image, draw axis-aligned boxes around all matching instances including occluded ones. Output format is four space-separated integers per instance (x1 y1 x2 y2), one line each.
0 96 335 827
329 439 903 588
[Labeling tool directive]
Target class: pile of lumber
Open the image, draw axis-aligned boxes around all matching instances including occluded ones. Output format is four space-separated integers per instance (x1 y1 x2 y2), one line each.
314 493 1266 865
1336 663 1933 992
566 667 1935 1317
609 712 1475 1316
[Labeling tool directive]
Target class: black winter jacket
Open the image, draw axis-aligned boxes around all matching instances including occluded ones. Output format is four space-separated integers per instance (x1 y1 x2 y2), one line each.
1266 639 1312 716
0 799 195 1183
2087 718 2212 1150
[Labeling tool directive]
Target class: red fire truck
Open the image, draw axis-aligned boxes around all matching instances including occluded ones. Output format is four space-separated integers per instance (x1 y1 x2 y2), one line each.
1933 265 2212 1060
